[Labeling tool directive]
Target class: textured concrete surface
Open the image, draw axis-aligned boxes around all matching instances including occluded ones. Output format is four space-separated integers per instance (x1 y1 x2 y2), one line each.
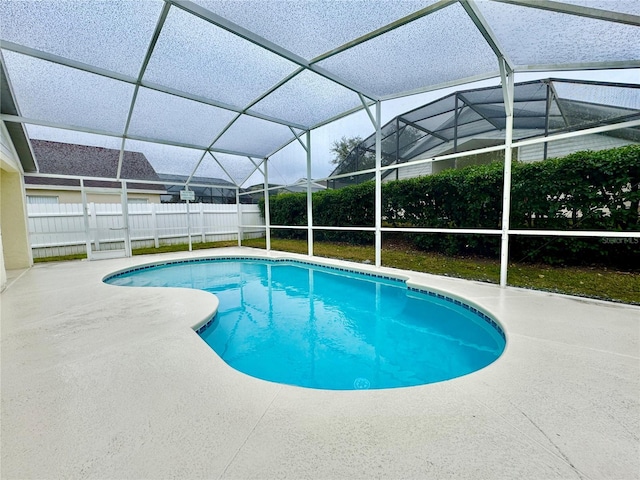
2 247 638 479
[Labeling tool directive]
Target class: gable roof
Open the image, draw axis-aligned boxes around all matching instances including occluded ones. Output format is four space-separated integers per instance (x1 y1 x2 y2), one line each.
25 140 164 191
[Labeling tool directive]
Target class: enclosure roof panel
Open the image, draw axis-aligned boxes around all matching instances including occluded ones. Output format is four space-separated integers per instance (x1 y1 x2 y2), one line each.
1 0 638 179
2 50 134 135
316 2 499 98
0 0 164 78
208 151 260 185
550 0 640 16
212 115 296 158
248 70 362 128
128 87 238 148
476 1 640 68
192 0 435 61
143 6 299 110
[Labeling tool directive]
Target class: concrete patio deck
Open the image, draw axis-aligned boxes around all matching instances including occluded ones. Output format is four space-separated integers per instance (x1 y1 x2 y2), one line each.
2 247 638 479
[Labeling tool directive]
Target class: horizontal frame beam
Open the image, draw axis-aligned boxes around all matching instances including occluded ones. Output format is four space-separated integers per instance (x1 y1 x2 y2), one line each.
23 172 236 190
381 227 501 235
508 230 640 238
0 40 308 131
0 114 272 159
511 118 640 148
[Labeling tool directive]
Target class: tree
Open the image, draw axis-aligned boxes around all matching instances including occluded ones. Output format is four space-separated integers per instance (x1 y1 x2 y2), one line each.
330 136 363 165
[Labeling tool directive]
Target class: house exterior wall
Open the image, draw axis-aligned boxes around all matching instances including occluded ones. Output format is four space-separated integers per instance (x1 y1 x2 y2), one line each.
388 161 433 182
25 186 162 204
387 133 636 183
517 134 636 163
1 122 33 290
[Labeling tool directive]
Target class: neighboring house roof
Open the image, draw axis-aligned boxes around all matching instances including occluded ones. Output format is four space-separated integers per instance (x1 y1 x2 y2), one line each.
157 173 237 202
244 181 325 194
157 173 237 188
25 140 164 192
281 180 326 193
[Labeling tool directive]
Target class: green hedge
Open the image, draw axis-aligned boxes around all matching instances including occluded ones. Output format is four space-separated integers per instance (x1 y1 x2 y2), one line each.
261 145 640 267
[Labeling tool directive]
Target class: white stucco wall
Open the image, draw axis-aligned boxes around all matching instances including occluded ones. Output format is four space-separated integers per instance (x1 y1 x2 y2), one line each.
518 133 635 163
24 187 162 204
1 122 33 290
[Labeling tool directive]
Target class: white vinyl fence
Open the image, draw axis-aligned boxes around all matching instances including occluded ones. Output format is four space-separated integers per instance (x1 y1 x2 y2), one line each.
28 202 265 258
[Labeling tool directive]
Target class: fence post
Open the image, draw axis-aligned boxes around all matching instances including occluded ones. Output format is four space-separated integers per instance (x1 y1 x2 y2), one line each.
151 203 159 248
90 202 100 251
121 181 132 257
200 203 205 243
236 188 243 246
81 179 92 259
186 197 192 252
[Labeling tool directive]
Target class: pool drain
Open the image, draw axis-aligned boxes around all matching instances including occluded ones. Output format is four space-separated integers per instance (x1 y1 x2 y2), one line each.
353 377 371 389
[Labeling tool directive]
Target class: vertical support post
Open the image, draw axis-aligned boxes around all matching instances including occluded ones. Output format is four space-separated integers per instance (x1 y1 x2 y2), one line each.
454 94 459 154
375 101 382 268
236 187 243 246
306 130 313 257
396 119 401 181
395 118 400 165
80 179 92 260
499 62 514 287
151 203 159 248
186 186 192 252
121 181 132 257
544 82 551 161
263 159 271 251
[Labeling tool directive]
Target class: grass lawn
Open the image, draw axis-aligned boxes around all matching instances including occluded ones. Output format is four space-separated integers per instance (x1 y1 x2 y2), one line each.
35 237 639 305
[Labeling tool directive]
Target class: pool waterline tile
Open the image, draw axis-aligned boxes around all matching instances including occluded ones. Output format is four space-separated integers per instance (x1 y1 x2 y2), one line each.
106 256 506 342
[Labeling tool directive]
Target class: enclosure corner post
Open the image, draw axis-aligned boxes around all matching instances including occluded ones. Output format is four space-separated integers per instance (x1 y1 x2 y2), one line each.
263 159 271 252
375 101 382 268
499 61 514 287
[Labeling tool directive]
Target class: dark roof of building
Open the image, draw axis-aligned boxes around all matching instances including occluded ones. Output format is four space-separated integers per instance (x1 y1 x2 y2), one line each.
25 140 164 192
157 173 236 187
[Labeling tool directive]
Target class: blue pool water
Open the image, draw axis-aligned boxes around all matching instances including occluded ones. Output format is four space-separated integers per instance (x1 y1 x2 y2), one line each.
106 258 505 390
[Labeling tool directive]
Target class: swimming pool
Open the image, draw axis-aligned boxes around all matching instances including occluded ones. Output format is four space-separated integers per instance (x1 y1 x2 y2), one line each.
105 257 505 390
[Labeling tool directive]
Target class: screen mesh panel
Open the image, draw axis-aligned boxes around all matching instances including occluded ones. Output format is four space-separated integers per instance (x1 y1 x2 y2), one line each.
477 2 640 66
192 0 433 60
0 0 163 77
123 139 204 177
3 51 133 134
212 115 295 157
317 3 498 97
128 87 237 148
209 152 260 185
249 70 361 128
143 6 298 109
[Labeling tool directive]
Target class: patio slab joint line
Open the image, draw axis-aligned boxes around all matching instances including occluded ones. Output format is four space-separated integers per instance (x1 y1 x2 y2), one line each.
507 332 640 360
217 385 284 479
451 383 593 480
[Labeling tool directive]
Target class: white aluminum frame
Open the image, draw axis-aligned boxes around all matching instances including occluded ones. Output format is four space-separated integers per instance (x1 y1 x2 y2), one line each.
4 0 639 284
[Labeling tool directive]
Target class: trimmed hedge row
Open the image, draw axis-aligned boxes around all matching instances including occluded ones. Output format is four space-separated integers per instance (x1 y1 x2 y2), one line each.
261 145 640 267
